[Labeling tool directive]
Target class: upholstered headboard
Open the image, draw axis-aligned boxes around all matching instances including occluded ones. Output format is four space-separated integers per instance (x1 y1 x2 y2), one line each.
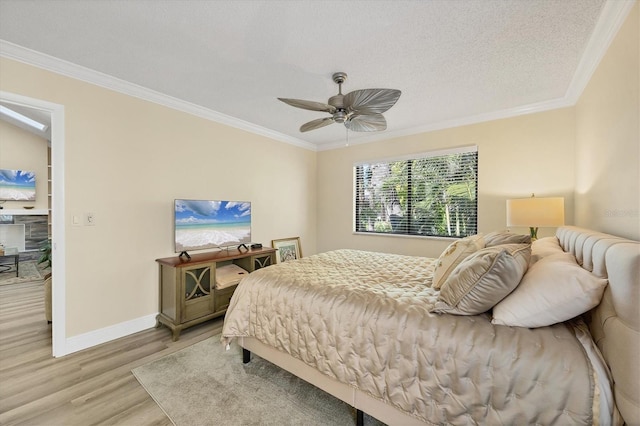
556 226 640 425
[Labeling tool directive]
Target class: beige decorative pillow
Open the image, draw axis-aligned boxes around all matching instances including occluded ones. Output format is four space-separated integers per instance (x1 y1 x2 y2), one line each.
432 234 485 289
431 243 531 315
492 252 608 328
529 236 564 266
484 230 531 247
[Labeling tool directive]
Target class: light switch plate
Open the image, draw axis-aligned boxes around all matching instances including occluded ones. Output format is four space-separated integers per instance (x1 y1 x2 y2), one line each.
85 212 96 226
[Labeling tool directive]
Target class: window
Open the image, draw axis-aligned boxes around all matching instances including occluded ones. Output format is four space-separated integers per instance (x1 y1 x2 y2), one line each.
354 146 478 238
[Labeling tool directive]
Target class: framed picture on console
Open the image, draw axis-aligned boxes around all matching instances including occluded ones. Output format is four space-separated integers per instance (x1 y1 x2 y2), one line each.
272 237 302 263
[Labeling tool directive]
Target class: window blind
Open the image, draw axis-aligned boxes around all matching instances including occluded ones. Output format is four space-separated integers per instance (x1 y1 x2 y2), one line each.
354 146 478 238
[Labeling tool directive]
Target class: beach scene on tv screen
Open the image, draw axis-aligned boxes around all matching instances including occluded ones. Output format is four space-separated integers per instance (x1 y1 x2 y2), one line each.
0 169 36 201
175 199 251 251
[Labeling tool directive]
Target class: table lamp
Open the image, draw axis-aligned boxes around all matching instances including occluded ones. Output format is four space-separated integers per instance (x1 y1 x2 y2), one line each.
506 194 565 240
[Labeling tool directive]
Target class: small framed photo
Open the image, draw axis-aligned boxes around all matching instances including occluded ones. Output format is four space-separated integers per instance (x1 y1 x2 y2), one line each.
272 237 302 263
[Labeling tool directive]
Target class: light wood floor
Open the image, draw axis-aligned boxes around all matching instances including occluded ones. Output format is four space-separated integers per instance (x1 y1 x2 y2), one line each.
0 279 224 425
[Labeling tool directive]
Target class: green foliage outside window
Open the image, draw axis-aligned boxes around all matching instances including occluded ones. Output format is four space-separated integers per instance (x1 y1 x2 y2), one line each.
355 150 478 238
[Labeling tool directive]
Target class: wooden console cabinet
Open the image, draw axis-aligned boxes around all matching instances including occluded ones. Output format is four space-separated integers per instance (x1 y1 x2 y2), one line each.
155 247 276 341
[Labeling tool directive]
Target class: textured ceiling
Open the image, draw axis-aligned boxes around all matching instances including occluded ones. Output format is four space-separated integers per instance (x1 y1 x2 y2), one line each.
0 0 629 150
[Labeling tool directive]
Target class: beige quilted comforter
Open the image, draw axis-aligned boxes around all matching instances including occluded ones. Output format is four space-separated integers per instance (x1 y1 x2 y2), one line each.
222 249 595 425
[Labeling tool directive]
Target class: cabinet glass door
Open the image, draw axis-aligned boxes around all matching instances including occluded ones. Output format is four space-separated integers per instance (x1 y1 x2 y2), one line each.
254 255 273 270
184 266 211 300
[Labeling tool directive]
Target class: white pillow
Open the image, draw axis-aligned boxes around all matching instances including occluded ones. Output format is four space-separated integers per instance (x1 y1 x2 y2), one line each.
432 234 485 289
530 236 564 266
492 252 608 328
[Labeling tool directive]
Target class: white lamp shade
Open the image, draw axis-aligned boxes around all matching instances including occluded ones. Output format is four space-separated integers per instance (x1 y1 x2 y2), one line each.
506 197 565 227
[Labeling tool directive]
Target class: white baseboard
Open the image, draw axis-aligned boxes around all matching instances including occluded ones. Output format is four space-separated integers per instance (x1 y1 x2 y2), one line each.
63 313 158 356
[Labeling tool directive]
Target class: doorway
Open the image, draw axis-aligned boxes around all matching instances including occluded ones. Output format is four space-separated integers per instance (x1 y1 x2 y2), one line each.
0 91 66 357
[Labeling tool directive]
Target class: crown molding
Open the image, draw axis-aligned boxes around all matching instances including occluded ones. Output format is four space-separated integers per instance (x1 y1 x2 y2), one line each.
0 40 317 152
317 96 572 151
564 0 636 102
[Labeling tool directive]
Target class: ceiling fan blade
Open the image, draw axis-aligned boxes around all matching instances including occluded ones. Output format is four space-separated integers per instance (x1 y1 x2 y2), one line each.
345 113 387 132
278 98 336 113
343 89 401 115
300 117 335 132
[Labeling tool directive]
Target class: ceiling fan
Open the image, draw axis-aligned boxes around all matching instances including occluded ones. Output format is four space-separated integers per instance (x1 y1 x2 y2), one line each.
278 72 401 133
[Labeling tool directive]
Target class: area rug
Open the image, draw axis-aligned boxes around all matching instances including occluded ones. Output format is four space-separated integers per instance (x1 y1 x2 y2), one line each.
0 260 43 285
132 336 386 426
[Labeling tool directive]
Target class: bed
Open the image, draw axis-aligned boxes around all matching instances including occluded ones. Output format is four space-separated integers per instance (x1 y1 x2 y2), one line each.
221 226 639 425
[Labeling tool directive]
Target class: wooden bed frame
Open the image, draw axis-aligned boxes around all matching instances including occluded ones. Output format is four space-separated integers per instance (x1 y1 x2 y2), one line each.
239 226 639 425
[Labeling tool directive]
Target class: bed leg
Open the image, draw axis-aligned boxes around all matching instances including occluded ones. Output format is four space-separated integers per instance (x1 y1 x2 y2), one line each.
242 348 251 364
356 409 364 426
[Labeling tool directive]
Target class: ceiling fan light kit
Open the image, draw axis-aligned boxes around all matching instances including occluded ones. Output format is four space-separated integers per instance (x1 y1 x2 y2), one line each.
278 72 401 133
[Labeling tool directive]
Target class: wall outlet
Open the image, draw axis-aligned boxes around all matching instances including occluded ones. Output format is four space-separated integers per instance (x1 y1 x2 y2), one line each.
85 212 96 226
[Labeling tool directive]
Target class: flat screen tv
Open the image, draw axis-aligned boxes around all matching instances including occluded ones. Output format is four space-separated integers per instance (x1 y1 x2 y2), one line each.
174 199 251 255
0 169 36 201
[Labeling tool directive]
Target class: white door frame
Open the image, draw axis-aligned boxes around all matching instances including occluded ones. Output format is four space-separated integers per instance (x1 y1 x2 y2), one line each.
1 91 67 357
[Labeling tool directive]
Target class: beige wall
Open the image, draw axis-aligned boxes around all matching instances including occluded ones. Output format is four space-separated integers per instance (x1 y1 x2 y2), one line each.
317 108 576 258
575 3 639 240
0 120 48 210
0 58 317 337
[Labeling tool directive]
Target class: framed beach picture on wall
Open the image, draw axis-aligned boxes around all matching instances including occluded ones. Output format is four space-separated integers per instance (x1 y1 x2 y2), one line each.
272 237 302 263
0 169 36 201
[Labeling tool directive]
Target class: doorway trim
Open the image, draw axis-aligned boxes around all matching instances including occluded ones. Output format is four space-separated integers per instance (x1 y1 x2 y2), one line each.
1 90 66 357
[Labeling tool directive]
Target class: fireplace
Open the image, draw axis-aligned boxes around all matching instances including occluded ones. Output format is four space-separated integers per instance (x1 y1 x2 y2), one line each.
0 211 48 252
0 224 26 252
